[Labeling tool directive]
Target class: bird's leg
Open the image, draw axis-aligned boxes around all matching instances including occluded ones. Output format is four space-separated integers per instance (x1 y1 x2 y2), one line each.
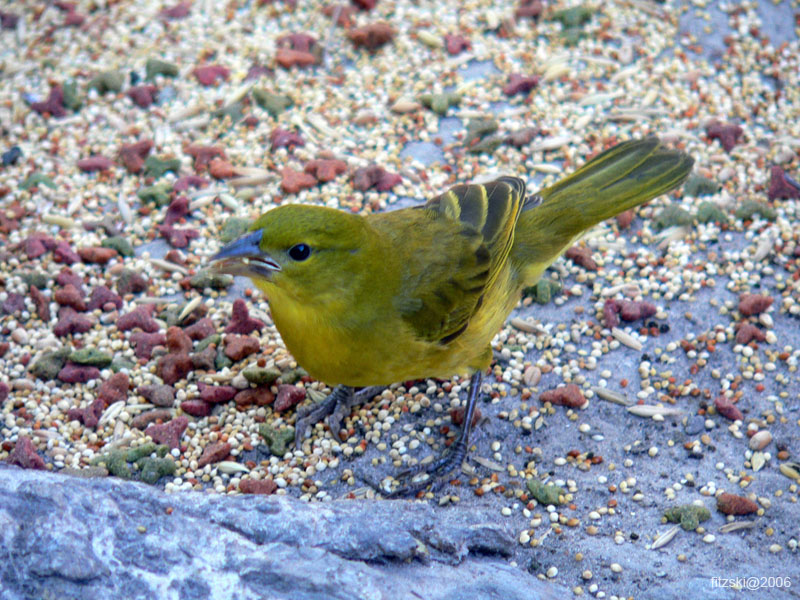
384 371 483 497
294 385 384 448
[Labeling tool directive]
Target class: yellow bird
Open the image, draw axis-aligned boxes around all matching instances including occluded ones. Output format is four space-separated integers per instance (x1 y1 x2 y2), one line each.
211 137 693 493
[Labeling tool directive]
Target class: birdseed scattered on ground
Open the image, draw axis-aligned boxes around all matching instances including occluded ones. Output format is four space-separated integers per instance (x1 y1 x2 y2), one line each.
1 0 798 597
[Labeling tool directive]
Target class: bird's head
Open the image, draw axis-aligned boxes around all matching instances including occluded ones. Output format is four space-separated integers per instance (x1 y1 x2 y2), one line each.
210 204 371 304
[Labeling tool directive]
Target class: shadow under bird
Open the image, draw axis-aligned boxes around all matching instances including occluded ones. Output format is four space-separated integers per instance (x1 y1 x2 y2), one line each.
210 137 693 495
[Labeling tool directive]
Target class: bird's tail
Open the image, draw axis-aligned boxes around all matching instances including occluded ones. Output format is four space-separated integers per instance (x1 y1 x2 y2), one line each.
511 137 694 287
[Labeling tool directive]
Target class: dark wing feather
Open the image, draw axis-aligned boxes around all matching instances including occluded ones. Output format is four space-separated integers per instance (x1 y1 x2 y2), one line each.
396 176 525 344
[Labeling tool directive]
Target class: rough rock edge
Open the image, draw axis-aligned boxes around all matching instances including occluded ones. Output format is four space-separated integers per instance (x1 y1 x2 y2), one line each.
0 466 566 600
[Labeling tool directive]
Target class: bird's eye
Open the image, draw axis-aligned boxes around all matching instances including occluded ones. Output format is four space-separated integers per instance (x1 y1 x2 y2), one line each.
288 243 311 261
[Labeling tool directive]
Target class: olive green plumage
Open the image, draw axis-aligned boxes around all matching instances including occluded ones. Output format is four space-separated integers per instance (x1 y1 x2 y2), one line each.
512 137 694 284
212 137 693 387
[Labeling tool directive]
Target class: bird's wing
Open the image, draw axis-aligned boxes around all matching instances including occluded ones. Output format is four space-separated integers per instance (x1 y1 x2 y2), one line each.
395 176 526 344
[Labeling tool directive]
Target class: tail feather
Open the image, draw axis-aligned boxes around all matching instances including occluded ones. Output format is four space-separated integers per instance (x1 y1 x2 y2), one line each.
511 137 694 286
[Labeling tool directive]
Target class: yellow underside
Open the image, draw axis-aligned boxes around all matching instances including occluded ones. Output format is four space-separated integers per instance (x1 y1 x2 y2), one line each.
254 268 521 387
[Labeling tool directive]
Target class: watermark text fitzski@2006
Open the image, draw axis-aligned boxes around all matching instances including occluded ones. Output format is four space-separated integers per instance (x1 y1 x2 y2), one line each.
711 577 791 591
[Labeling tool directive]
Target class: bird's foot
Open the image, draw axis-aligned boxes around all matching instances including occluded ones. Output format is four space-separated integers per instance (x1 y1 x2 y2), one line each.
372 370 483 498
379 438 470 498
294 385 384 448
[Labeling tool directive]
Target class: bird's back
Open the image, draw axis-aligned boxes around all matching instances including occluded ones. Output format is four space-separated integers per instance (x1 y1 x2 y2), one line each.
357 176 529 381
356 138 693 384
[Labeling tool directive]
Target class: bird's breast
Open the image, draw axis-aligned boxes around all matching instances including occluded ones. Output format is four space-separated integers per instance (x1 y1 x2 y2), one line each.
264 293 489 387
258 264 523 388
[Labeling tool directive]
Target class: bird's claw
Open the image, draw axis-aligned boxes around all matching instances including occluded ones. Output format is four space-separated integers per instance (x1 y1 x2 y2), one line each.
379 439 469 498
294 385 384 449
373 371 482 498
294 386 349 449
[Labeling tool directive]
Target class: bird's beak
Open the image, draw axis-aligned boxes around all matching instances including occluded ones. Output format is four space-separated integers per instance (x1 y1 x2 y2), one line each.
209 230 281 279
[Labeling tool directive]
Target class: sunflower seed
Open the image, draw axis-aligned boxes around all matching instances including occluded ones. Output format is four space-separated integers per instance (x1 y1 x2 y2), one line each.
579 91 624 106
530 135 575 152
751 451 766 472
218 193 239 210
602 284 641 297
530 163 562 174
190 196 215 210
578 54 619 67
543 61 570 81
656 226 689 251
227 175 274 188
231 166 271 177
612 327 643 351
592 387 631 406
627 405 683 418
177 297 203 324
651 525 680 550
391 98 422 114
135 297 177 305
224 82 253 106
752 228 776 262
118 193 133 224
104 434 134 451
169 102 208 122
510 317 539 333
217 461 250 474
641 89 658 107
417 30 442 48
719 521 757 534
573 114 593 131
779 462 800 481
113 419 126 441
523 366 542 387
610 65 639 83
471 455 505 471
42 214 76 228
98 401 126 426
150 258 189 274
173 114 210 131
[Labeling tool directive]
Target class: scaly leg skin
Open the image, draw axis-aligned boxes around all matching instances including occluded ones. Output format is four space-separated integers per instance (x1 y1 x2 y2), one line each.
294 385 384 448
384 371 483 497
